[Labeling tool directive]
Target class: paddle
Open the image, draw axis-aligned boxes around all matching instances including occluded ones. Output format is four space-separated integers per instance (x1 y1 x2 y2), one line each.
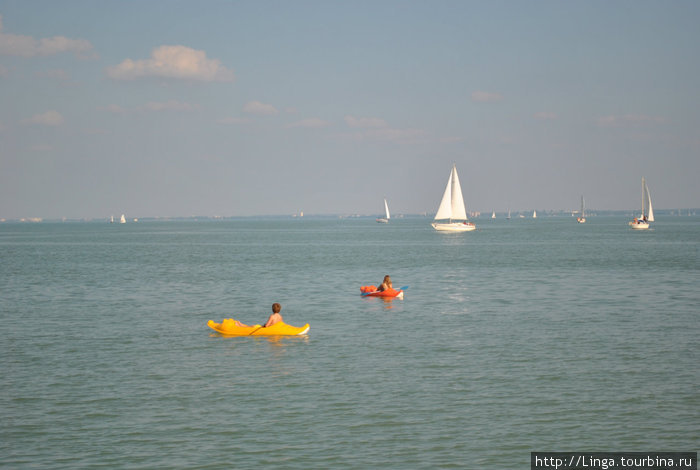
247 325 263 335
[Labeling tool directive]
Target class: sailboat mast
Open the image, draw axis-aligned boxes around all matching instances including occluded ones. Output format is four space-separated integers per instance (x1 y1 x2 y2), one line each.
641 177 646 218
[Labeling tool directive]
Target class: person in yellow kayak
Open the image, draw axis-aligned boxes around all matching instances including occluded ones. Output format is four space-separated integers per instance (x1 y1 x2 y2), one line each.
234 303 283 328
377 275 393 292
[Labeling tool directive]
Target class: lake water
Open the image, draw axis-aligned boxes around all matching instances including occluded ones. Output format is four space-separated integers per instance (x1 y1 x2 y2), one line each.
1 217 698 469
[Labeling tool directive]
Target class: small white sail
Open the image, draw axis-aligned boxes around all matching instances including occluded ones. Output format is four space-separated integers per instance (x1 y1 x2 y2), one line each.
645 181 654 222
533 210 537 218
120 214 126 224
376 199 390 223
491 211 496 219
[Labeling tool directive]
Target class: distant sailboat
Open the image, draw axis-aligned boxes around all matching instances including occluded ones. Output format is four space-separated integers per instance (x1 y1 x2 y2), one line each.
120 214 126 224
629 177 654 230
376 198 390 223
577 196 587 224
507 208 511 220
533 210 537 219
110 215 114 223
431 165 476 232
491 211 496 219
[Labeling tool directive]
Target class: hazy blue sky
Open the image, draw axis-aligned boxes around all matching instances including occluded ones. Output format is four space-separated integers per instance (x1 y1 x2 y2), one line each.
1 0 699 219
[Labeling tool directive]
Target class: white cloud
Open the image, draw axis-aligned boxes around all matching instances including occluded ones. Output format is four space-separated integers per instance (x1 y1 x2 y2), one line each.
438 136 466 144
106 45 234 82
337 114 429 144
44 69 70 80
139 100 199 112
22 110 65 126
217 116 253 125
243 101 279 116
338 127 428 144
471 91 503 103
30 144 53 151
364 127 427 143
344 115 388 128
285 118 331 129
534 112 558 120
98 104 127 114
98 101 198 114
0 15 95 58
597 114 666 128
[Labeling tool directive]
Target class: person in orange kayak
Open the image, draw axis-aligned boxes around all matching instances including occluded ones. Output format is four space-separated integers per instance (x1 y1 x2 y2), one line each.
377 275 393 292
234 303 283 328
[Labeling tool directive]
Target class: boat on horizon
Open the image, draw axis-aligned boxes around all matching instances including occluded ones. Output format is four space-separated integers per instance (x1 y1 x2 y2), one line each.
629 177 654 230
376 198 390 223
577 196 587 224
431 165 476 232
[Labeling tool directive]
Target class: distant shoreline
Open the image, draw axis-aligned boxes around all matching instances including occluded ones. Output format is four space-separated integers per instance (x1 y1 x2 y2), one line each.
2 209 698 224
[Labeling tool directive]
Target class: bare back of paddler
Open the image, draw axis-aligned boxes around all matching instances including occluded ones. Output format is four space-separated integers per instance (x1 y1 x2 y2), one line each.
234 303 283 328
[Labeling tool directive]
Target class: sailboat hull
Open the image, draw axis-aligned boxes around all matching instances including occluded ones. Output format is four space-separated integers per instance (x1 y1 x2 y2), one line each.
376 218 389 223
432 222 476 232
629 220 650 230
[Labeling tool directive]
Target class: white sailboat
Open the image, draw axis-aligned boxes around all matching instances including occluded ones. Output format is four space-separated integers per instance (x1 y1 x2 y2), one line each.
491 211 496 219
120 214 126 224
533 210 537 219
376 198 390 223
431 165 476 232
507 208 511 220
629 177 654 229
577 196 586 224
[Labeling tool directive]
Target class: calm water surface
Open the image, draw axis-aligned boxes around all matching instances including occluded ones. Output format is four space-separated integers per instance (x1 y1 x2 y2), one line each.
1 217 698 469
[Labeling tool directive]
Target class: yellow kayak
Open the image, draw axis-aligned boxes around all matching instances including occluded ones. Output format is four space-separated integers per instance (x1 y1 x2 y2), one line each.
207 318 310 336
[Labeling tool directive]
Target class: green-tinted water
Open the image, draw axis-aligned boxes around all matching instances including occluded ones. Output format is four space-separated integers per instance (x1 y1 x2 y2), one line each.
2 217 698 468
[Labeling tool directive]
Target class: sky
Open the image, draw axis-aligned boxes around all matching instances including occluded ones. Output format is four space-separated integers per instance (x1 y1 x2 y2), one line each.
1 0 699 219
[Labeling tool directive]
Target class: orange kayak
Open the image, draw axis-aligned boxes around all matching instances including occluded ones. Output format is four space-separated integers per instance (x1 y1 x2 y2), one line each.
207 318 310 336
360 286 404 299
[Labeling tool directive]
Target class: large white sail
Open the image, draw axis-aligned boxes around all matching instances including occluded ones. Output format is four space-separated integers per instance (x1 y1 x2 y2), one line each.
384 198 390 220
434 173 454 220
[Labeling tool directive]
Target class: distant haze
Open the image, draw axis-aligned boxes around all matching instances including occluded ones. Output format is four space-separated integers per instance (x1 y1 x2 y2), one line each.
1 2 699 219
